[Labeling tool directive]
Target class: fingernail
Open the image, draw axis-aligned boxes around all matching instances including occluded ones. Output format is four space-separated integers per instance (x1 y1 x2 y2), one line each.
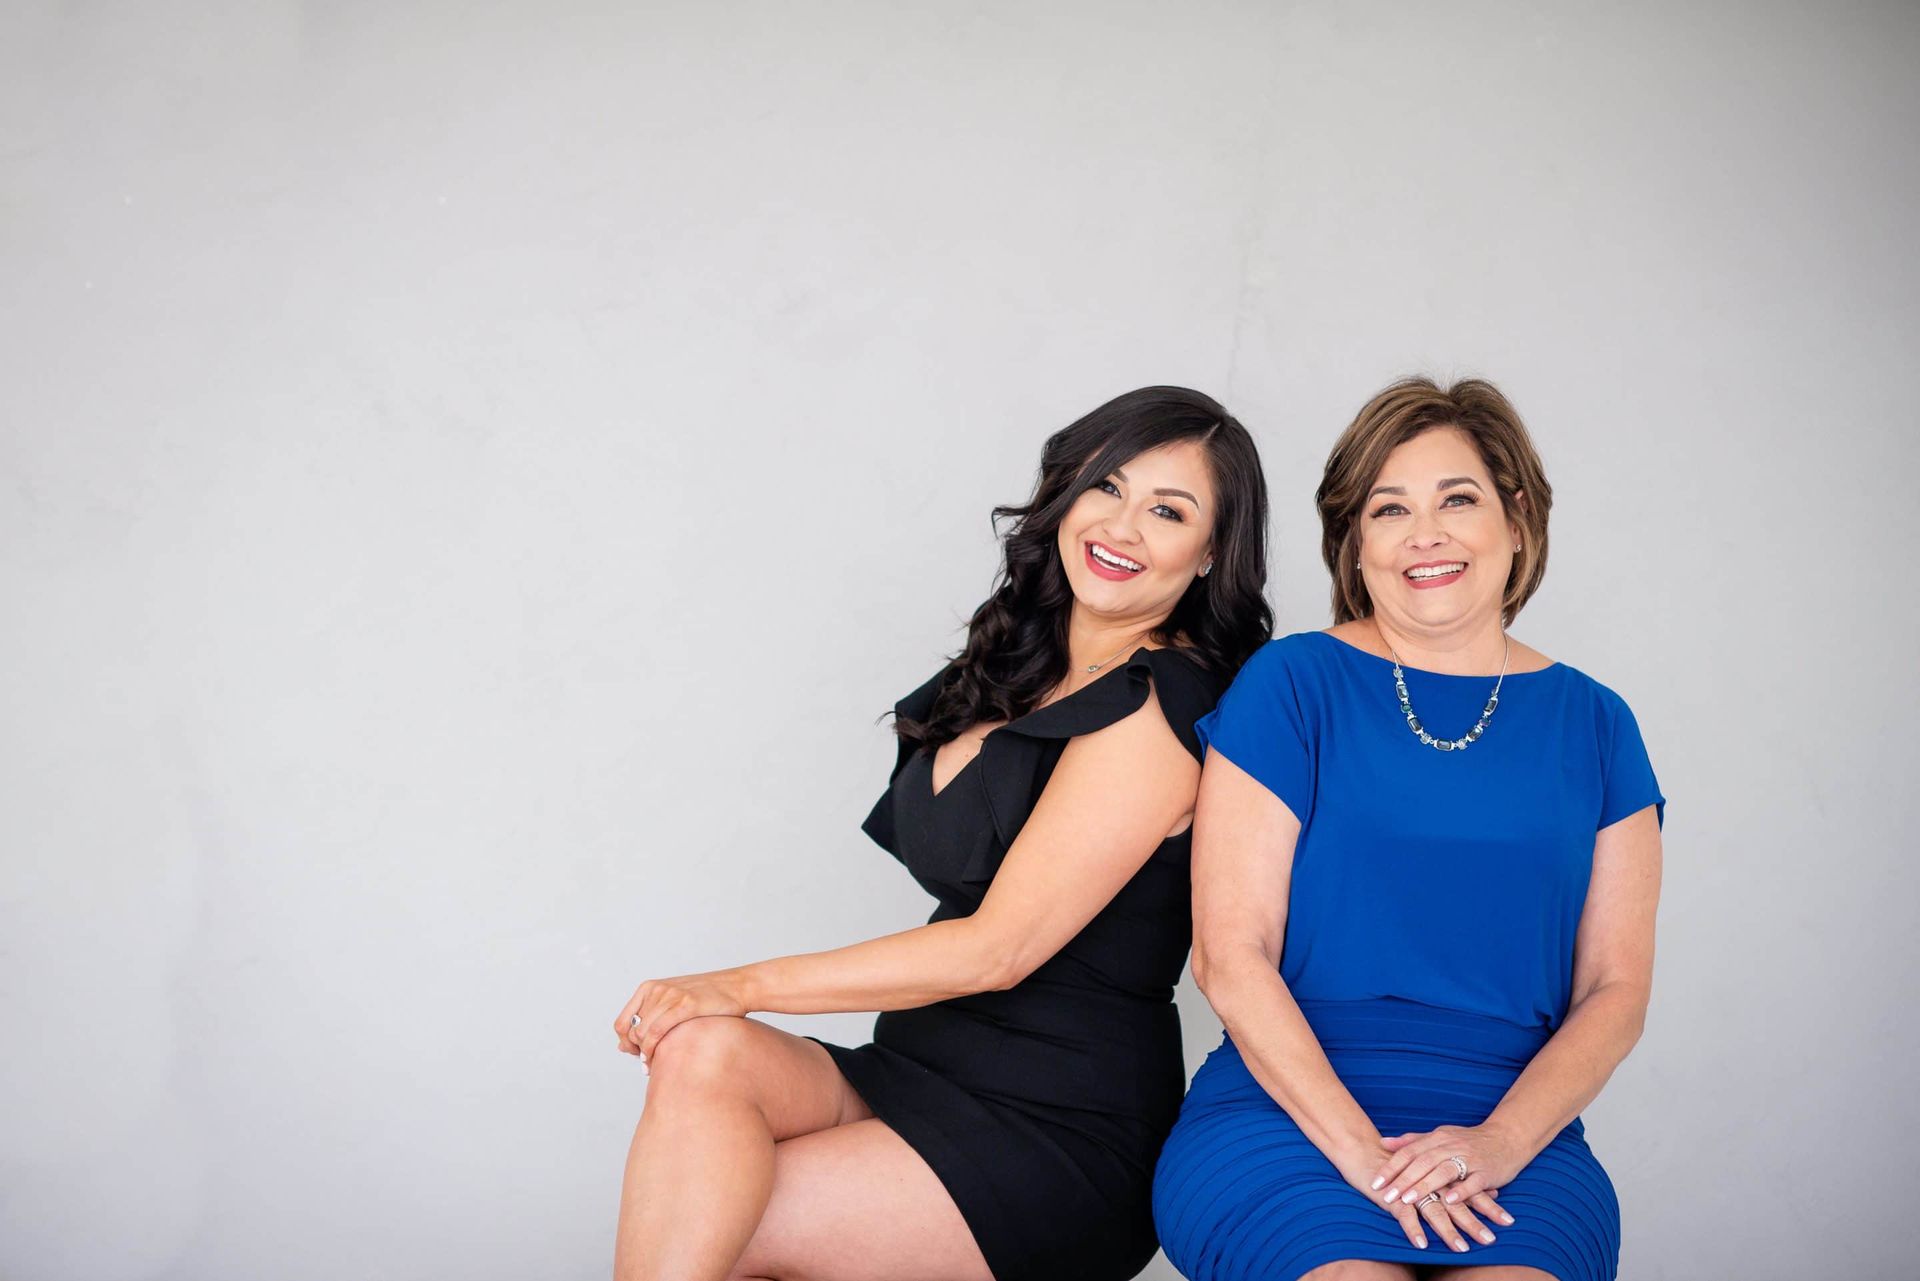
1414 1236 1427 1250
1371 1176 1385 1190
1453 1239 1468 1252
1445 1192 1458 1204
1384 1189 1399 1203
1500 1213 1515 1225
1481 1232 1496 1244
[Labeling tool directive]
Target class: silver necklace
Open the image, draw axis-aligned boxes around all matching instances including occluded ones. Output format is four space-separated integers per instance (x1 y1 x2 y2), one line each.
1082 634 1150 674
1389 637 1509 752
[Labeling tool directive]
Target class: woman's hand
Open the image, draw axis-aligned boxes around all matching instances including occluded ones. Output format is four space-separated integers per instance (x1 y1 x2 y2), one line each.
1331 1138 1436 1250
1371 1124 1522 1250
612 971 751 1063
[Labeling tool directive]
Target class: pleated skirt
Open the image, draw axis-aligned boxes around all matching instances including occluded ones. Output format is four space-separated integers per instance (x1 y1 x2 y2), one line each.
1152 998 1619 1281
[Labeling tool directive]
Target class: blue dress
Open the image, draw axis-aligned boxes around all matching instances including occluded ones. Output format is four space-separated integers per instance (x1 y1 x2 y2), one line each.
1152 632 1664 1281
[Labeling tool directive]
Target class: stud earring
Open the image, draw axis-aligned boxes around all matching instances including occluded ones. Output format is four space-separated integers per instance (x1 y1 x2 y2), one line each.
1199 562 1213 578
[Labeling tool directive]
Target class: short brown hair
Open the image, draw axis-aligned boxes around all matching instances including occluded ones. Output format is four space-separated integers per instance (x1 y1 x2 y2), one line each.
1316 376 1553 626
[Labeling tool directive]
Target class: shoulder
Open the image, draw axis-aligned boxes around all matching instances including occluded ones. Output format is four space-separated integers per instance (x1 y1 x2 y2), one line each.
891 664 955 724
1138 644 1231 708
1543 661 1654 743
1008 648 1222 764
1227 631 1347 690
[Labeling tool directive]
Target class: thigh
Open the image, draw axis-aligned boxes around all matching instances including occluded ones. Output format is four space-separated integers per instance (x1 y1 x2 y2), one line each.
1430 1270 1555 1280
730 1118 992 1281
643 1016 872 1141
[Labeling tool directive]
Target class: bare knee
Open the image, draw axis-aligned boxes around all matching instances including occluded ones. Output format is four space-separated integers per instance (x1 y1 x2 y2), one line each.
645 1017 761 1099
1299 1262 1417 1281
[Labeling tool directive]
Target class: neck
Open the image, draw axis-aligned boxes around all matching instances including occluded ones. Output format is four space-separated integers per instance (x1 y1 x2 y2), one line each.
1065 607 1162 674
1371 612 1506 676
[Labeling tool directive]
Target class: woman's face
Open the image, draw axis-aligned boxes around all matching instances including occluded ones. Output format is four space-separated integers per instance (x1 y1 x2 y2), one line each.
1055 440 1217 628
1357 427 1522 637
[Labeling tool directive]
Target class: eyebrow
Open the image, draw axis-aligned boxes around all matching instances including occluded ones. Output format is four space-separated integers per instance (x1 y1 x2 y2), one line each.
1111 467 1202 510
1367 477 1485 499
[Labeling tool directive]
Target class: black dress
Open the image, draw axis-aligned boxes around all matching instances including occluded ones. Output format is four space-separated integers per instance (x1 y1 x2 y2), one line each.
816 647 1228 1281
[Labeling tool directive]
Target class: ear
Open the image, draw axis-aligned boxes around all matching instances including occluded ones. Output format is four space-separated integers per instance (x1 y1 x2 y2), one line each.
1508 489 1528 541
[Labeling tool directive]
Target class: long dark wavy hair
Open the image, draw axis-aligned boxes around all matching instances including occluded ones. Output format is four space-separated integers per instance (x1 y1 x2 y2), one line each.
898 387 1273 750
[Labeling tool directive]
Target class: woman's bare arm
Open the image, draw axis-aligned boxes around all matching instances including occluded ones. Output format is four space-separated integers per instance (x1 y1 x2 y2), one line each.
619 688 1199 1054
1367 804 1663 1209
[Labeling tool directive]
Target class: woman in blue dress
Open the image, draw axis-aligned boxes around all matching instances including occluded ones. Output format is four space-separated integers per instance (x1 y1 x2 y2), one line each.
1153 377 1665 1281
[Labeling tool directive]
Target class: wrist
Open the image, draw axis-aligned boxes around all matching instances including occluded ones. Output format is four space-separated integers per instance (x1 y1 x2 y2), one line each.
727 964 764 1013
1325 1119 1385 1172
1478 1112 1539 1167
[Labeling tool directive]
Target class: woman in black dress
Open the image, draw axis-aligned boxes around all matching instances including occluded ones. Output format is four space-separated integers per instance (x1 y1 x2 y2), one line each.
610 387 1272 1281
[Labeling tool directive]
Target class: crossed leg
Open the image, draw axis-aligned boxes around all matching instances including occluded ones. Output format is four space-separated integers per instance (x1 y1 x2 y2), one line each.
614 1016 991 1281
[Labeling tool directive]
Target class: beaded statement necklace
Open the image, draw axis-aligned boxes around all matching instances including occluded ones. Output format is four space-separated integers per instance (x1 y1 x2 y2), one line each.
1389 637 1509 753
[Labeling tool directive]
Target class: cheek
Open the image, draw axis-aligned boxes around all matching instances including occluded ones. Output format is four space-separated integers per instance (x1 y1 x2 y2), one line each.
1058 494 1101 540
1147 524 1205 572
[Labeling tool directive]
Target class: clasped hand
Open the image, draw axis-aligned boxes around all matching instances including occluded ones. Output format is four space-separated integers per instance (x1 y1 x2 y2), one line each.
611 971 748 1063
1377 1123 1523 1252
1340 1124 1520 1254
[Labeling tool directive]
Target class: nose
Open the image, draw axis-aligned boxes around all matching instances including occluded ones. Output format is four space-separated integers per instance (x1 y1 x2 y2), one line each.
1406 507 1449 550
1102 507 1143 545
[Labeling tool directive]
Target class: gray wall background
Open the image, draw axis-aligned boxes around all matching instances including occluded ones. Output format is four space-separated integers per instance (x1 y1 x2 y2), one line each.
4 3 1914 1278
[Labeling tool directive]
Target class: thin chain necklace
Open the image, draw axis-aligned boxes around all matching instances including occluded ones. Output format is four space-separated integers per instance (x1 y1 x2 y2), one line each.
1081 632 1152 675
1388 635 1510 753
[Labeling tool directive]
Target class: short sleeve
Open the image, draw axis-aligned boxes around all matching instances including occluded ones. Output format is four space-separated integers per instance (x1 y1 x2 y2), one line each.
1194 639 1314 824
1598 690 1666 830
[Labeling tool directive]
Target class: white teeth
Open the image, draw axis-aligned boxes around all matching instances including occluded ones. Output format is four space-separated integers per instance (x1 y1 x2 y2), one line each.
1090 544 1144 572
1406 563 1466 580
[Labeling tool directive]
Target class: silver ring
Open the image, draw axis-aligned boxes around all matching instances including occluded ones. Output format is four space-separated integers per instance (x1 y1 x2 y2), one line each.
1448 1155 1469 1182
1417 1192 1443 1210
629 1013 642 1028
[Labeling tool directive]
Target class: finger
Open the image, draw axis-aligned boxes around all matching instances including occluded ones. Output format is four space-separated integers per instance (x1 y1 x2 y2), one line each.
630 984 670 1048
1390 1201 1428 1251
1468 1190 1513 1226
639 1002 686 1060
621 983 655 1044
1446 1198 1496 1248
1384 1148 1444 1204
1444 1169 1494 1206
1377 1138 1438 1198
1405 1160 1463 1210
612 987 645 1039
1418 1195 1469 1254
1370 1133 1423 1190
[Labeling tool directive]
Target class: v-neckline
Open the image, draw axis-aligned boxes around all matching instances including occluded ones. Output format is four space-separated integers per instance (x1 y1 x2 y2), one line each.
922 648 1153 800
928 729 997 801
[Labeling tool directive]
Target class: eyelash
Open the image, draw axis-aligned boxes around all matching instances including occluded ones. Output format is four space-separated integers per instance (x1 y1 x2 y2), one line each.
1370 493 1479 519
1095 479 1185 523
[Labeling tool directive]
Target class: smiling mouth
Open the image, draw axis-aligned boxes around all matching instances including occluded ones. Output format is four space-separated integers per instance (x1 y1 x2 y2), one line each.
1086 541 1145 578
1405 562 1466 588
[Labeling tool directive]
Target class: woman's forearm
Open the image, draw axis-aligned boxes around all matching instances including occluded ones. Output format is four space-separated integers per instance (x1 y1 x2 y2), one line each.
1485 980 1648 1161
729 919 1006 1016
1199 946 1380 1164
